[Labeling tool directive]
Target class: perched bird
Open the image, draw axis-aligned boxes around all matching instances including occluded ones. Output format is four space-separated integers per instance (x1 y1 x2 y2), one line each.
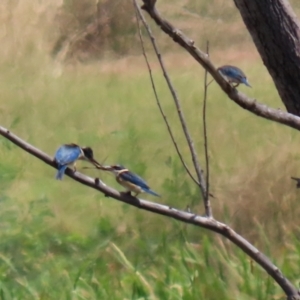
103 164 160 197
54 143 101 180
217 65 251 88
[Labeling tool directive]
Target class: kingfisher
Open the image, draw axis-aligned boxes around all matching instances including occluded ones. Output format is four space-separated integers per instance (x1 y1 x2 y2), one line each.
217 65 251 88
103 164 160 197
54 143 101 180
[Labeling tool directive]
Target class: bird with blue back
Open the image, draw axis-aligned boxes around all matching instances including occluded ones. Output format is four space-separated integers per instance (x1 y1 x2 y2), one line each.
103 164 160 197
217 65 251 88
54 143 101 180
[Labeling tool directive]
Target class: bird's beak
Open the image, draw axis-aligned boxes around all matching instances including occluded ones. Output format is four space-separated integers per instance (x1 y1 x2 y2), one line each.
104 165 113 171
98 165 114 172
88 158 106 170
92 162 113 171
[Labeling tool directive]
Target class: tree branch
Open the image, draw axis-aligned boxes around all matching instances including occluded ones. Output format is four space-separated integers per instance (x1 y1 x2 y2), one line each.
134 0 208 207
133 1 200 187
0 125 299 298
140 0 300 132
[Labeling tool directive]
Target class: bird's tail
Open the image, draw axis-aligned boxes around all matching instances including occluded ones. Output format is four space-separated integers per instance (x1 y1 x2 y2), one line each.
243 78 252 88
56 165 68 180
146 189 160 197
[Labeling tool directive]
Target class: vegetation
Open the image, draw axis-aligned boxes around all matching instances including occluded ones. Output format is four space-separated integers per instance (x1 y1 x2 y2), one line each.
1 0 300 299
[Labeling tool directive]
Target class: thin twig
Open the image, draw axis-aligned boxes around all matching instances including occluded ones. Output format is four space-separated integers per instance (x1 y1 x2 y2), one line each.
133 1 199 186
202 41 212 217
0 124 298 298
133 0 207 206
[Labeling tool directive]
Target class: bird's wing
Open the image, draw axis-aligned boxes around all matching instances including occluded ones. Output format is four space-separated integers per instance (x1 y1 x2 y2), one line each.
219 66 245 79
119 170 150 189
229 69 245 80
54 145 82 165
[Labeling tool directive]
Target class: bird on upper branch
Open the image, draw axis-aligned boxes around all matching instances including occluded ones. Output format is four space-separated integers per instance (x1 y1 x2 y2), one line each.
218 65 251 88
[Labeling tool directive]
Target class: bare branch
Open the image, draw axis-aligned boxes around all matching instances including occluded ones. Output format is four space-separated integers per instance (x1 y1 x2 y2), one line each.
202 41 212 217
0 124 298 298
291 176 300 188
141 0 300 132
133 1 200 187
134 0 208 207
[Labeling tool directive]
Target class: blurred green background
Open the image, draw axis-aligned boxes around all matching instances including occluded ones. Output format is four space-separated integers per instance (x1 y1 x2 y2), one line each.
0 0 300 299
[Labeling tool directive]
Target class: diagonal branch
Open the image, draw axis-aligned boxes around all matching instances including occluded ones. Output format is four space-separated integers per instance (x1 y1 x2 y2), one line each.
133 2 200 187
140 0 300 132
134 0 208 207
0 125 298 298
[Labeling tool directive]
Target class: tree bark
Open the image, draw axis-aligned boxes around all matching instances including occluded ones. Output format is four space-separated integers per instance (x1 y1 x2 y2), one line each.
234 0 300 115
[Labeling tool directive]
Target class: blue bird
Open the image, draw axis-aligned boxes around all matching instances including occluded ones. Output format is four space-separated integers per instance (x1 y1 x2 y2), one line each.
54 143 100 180
217 65 251 88
104 164 160 197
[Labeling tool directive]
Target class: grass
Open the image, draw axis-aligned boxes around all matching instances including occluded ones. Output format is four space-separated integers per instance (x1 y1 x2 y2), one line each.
1 56 300 299
1 0 300 299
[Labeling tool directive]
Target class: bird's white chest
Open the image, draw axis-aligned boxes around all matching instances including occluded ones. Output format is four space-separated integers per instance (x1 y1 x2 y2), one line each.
116 175 144 193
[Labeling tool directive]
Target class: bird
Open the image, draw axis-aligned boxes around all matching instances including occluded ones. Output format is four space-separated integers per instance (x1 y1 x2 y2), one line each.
103 164 160 197
217 65 251 88
54 143 101 180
